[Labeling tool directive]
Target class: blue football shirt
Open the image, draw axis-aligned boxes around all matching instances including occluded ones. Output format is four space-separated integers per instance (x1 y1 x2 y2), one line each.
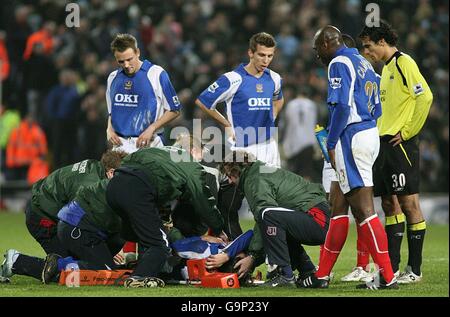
198 64 283 147
106 60 181 137
326 47 380 148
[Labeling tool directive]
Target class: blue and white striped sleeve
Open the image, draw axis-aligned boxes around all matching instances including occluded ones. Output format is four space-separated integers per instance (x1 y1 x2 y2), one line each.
326 58 354 149
106 70 118 115
197 75 232 110
159 70 181 111
269 70 283 101
327 57 354 106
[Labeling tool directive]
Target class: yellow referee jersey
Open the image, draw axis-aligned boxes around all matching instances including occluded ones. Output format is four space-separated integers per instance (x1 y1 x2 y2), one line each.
378 51 433 140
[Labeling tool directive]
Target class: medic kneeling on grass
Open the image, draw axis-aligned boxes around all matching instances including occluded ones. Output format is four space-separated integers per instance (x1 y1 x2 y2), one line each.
41 145 227 288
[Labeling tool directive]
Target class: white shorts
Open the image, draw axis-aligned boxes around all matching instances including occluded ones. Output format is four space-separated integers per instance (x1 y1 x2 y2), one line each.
231 138 281 167
322 160 337 194
334 127 380 194
113 135 164 154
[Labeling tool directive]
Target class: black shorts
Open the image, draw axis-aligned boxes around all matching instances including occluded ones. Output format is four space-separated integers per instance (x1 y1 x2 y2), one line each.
373 135 420 196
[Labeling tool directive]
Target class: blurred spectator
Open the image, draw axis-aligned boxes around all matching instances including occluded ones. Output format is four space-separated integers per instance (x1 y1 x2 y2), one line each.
275 24 299 68
23 42 57 121
23 21 56 61
0 0 447 192
44 69 80 169
279 88 318 181
77 94 107 161
139 16 154 49
5 112 47 181
5 5 31 66
0 102 20 179
0 30 10 81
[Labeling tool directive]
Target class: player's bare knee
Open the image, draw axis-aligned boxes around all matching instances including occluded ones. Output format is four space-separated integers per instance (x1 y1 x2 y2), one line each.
381 196 400 216
331 208 348 217
398 198 422 221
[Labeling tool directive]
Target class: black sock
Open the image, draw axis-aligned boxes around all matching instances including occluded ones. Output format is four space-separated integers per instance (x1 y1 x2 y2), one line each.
12 254 45 281
385 214 405 273
407 221 426 276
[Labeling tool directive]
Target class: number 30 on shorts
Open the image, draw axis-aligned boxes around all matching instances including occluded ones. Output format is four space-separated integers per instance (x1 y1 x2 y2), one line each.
392 173 406 189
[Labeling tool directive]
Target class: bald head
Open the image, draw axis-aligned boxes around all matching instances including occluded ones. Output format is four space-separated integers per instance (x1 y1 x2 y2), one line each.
313 25 345 66
315 25 343 47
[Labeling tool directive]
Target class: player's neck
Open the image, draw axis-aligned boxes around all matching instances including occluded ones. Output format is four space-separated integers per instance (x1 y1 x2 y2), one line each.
382 47 398 63
136 60 143 72
244 63 264 78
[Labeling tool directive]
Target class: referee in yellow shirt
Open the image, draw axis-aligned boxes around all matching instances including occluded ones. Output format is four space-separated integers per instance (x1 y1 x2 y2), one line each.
359 20 433 284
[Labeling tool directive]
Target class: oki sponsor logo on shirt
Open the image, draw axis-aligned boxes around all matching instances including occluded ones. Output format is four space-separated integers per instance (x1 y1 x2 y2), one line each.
114 94 139 107
248 97 271 110
330 77 342 89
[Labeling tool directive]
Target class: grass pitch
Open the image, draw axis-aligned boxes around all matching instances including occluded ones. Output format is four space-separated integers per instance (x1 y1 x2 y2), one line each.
0 211 448 297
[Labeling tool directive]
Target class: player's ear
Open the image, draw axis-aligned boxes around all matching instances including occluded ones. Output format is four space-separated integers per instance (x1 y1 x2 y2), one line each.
377 39 386 46
136 48 140 57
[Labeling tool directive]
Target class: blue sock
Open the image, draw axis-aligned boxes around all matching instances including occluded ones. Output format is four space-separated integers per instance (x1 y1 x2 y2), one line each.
282 266 294 278
57 257 78 271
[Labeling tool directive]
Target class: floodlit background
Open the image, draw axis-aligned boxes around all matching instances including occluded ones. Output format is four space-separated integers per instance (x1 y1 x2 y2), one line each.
0 0 448 220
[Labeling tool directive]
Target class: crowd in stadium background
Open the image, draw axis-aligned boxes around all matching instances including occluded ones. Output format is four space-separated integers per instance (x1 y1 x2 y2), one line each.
0 0 448 192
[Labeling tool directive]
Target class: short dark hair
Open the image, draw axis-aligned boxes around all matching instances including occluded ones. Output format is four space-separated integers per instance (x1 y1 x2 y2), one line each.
249 32 276 52
219 151 256 178
358 20 398 46
110 33 138 53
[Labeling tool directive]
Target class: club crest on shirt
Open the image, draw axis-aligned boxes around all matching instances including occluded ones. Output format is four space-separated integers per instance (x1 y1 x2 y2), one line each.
256 83 264 93
124 80 133 90
390 74 394 81
267 226 277 236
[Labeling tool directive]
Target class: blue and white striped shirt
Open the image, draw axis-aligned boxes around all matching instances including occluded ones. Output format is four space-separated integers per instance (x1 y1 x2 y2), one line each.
198 64 283 147
326 47 381 149
106 60 181 137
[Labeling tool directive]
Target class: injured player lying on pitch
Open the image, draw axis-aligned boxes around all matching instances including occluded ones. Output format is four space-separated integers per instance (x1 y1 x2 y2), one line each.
161 229 264 287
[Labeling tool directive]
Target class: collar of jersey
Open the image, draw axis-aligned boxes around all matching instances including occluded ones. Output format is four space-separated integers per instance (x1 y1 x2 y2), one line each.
334 46 358 58
236 63 269 78
385 51 402 66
